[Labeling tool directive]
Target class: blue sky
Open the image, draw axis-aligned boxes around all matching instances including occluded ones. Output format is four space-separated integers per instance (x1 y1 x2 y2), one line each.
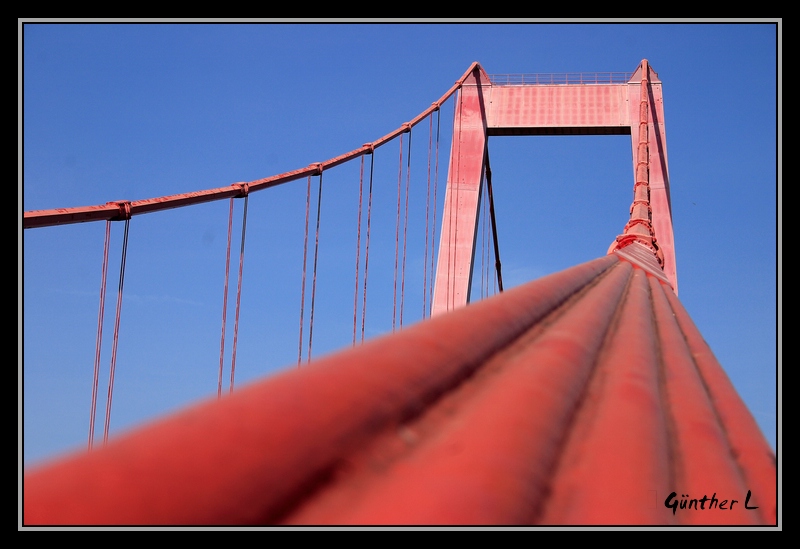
21 21 779 466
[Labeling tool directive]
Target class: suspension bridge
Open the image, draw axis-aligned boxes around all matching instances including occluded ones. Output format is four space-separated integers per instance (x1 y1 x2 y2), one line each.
22 60 776 526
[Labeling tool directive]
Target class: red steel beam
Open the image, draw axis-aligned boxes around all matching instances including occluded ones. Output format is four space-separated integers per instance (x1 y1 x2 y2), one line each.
23 251 774 526
485 82 631 131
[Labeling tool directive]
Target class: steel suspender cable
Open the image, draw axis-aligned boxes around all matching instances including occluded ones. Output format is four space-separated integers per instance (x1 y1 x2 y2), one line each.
88 220 111 450
393 136 403 332
353 155 365 346
486 178 492 297
479 176 484 299
449 92 463 311
487 198 494 295
103 217 130 445
485 179 491 293
422 114 432 319
298 176 312 366
485 151 504 293
400 129 412 328
480 181 488 298
307 171 323 363
360 153 375 343
482 177 488 299
218 198 234 396
446 101 455 311
229 193 248 394
429 108 441 317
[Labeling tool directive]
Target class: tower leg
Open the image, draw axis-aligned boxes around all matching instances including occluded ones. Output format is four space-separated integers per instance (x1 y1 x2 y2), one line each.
431 69 490 316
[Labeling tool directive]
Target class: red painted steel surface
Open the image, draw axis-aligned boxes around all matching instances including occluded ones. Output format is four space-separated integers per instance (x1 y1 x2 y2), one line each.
613 240 670 285
289 259 634 525
609 60 666 278
661 287 777 525
490 61 675 292
540 267 672 524
430 66 491 315
486 84 631 131
23 251 774 526
428 60 677 316
626 62 677 292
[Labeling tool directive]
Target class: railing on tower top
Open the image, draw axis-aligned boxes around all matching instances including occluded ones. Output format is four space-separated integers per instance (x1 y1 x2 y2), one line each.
488 72 634 86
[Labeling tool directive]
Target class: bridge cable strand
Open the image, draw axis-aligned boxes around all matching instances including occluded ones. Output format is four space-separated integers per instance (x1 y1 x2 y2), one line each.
229 193 249 393
485 149 504 293
450 90 464 310
488 178 492 295
479 171 484 299
218 198 234 396
478 174 483 299
485 175 491 296
103 216 130 445
482 173 488 299
298 176 312 366
88 220 111 450
446 97 457 311
400 129 412 328
428 107 441 317
353 155 365 346
393 135 404 332
486 200 491 288
607 60 663 267
360 153 375 343
307 172 323 363
422 114 433 319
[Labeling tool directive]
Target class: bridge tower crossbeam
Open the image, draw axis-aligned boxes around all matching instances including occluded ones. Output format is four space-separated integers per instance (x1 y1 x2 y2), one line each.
432 59 677 316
